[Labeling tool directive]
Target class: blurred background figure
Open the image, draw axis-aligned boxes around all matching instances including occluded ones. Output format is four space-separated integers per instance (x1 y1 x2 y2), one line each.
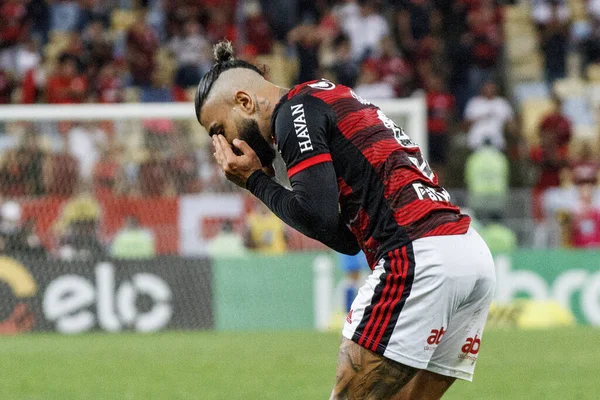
0 201 25 254
478 212 518 254
425 74 455 183
54 183 104 261
245 201 287 255
464 81 516 151
567 182 600 248
465 138 509 220
338 251 368 314
110 215 155 259
207 219 247 258
537 0 570 84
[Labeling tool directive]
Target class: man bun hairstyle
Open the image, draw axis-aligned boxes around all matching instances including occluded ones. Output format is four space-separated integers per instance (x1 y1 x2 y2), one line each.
194 40 265 122
213 40 235 64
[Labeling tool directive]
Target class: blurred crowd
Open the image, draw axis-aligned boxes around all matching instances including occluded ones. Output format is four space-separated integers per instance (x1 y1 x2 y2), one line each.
0 0 598 251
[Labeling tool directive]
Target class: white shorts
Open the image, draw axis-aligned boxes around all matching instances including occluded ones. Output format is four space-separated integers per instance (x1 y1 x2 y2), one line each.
342 227 496 381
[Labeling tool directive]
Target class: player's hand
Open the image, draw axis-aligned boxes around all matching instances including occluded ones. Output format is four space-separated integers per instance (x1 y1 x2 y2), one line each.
213 134 262 188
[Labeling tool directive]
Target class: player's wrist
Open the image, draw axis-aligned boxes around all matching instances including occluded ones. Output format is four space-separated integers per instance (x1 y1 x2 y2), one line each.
245 169 268 191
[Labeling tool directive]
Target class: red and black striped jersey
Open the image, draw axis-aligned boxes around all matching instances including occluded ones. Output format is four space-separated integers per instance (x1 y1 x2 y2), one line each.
272 79 470 267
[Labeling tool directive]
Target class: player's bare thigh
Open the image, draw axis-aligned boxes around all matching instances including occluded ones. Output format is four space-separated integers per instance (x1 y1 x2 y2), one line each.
330 338 417 400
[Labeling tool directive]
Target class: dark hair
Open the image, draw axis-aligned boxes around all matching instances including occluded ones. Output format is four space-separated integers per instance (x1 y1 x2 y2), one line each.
194 40 264 122
333 33 350 48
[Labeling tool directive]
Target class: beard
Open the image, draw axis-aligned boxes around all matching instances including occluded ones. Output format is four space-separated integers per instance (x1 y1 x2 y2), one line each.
237 118 276 167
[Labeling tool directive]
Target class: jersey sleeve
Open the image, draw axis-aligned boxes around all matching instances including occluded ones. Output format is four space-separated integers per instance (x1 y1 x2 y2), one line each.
274 94 334 179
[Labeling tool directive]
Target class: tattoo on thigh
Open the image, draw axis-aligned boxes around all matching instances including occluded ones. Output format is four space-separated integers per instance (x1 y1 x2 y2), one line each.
331 339 417 400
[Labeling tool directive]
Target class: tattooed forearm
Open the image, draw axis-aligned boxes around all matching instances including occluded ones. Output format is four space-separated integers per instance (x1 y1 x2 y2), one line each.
330 339 416 400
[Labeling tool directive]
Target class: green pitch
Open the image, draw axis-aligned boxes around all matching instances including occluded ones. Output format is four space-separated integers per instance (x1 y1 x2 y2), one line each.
1 327 598 399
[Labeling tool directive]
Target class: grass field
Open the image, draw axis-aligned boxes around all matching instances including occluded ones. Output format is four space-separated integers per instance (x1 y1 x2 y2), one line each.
2 327 598 399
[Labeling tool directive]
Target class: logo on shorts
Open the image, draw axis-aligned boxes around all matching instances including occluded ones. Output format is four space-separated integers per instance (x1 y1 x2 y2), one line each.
459 334 481 361
424 327 445 351
346 309 353 324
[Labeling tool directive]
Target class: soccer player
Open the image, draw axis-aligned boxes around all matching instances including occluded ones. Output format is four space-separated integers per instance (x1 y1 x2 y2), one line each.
195 41 496 400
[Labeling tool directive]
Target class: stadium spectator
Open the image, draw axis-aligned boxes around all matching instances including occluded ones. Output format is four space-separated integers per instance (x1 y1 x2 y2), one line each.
15 38 42 80
538 1 570 84
126 13 159 86
245 201 287 255
94 63 124 103
55 184 104 260
589 0 600 19
140 71 174 103
0 204 46 257
81 19 114 80
353 59 395 100
27 0 51 46
92 143 124 198
329 34 359 88
139 148 174 197
43 138 80 197
0 0 29 75
580 18 600 69
242 0 273 55
143 118 174 153
76 0 113 32
207 219 247 257
375 35 414 97
0 201 25 254
530 99 572 220
46 53 88 104
169 136 201 194
395 0 440 57
339 251 368 313
20 218 47 258
466 0 503 95
568 140 599 187
414 35 449 89
111 215 156 259
337 0 389 61
205 6 237 44
0 70 14 104
0 131 46 197
286 18 324 83
425 75 455 182
449 32 475 116
50 0 81 32
567 182 600 248
67 122 106 182
168 18 211 88
465 138 509 219
538 95 572 153
478 213 518 254
463 80 516 150
531 0 570 27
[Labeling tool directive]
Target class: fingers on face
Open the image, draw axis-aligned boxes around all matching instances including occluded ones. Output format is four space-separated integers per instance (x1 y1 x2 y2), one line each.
233 139 252 155
213 135 236 172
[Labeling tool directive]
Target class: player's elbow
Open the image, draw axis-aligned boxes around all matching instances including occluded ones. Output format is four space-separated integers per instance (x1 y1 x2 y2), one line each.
311 214 339 239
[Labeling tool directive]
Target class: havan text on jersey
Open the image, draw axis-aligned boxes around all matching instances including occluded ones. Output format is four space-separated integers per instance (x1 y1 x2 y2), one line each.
290 103 313 153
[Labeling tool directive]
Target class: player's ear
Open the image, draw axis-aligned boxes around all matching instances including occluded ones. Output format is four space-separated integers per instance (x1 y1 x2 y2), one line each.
234 91 255 115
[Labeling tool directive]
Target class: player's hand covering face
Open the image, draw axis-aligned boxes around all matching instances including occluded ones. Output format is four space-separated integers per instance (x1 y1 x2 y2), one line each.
213 134 262 188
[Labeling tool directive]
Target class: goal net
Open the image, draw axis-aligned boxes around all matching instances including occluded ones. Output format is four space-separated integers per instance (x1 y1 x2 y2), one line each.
0 97 425 334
